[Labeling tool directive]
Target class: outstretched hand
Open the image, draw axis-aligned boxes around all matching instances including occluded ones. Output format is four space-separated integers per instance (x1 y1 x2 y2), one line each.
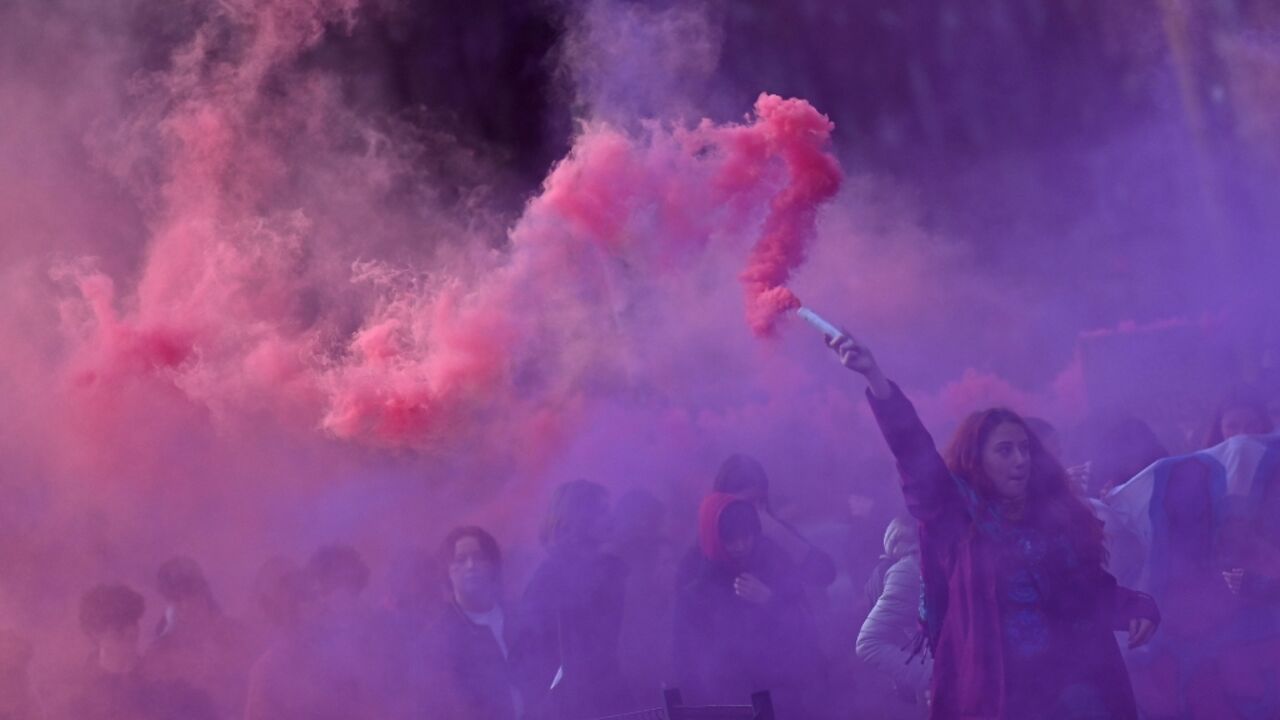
827 333 876 373
826 333 892 398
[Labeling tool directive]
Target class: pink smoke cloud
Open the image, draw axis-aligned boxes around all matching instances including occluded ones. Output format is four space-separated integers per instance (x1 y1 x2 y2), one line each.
723 95 842 336
58 17 846 457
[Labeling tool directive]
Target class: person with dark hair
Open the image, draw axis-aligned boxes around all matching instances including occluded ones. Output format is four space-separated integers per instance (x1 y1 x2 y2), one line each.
426 526 519 720
55 583 216 720
1203 392 1273 448
250 556 306 636
243 562 325 720
307 544 372 600
673 493 827 719
712 453 837 589
511 480 631 720
1022 417 1060 461
611 488 675 704
140 556 256 719
826 333 1159 719
1073 413 1168 499
245 545 403 720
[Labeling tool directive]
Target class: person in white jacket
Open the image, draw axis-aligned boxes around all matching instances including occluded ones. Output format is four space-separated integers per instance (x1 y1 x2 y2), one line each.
857 516 932 716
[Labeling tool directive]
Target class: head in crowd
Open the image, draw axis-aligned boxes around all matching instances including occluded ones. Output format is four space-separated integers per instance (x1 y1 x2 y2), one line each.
712 453 770 512
540 479 611 550
611 488 668 564
253 556 308 631
698 493 761 566
156 556 219 634
79 584 145 673
1023 417 1061 460
306 545 369 620
307 544 370 599
1082 413 1168 497
1204 392 1273 447
440 526 503 614
945 407 1106 565
387 548 447 616
881 515 920 561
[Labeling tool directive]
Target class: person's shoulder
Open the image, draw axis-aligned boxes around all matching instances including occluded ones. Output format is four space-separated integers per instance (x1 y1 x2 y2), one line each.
885 554 922 582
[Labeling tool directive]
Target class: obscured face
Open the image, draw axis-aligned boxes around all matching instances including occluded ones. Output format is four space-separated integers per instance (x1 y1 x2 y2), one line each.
449 536 498 611
982 422 1032 500
722 529 757 564
1220 406 1269 441
719 503 760 564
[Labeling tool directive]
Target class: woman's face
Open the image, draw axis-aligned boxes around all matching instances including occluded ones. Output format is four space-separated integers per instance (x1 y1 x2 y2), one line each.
981 421 1032 500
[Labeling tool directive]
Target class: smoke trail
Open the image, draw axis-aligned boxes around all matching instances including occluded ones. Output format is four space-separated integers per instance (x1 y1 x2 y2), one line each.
728 95 842 336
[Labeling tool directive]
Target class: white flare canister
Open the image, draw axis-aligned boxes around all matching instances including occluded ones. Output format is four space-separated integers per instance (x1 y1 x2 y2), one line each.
796 307 843 338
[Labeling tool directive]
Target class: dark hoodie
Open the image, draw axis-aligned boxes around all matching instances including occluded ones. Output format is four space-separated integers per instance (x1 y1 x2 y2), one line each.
673 493 826 716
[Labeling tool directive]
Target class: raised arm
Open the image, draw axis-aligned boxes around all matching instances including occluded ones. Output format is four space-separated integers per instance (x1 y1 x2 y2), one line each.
826 334 968 535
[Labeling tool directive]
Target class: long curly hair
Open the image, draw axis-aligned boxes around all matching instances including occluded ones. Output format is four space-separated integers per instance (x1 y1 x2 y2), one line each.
945 407 1107 568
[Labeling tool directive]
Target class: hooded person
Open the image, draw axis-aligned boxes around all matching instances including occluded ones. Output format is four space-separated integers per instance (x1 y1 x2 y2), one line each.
712 453 838 589
858 515 932 712
673 493 828 719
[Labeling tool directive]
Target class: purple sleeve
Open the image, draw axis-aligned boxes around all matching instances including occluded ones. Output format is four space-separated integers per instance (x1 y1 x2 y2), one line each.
867 382 969 544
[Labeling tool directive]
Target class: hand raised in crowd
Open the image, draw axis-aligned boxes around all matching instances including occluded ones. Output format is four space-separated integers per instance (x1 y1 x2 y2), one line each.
733 573 773 605
825 332 892 398
1127 617 1156 649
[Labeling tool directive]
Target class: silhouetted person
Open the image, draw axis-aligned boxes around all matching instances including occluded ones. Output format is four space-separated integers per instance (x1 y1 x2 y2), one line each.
611 488 675 703
245 545 404 720
56 583 215 720
511 480 630 720
1072 413 1168 499
140 556 256 719
674 493 828 719
712 453 837 589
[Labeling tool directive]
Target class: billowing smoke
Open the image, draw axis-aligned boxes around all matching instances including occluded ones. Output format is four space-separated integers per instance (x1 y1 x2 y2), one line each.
1 0 1279 714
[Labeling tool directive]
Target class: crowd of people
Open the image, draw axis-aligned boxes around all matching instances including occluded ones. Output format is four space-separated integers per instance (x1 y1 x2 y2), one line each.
1 336 1278 720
